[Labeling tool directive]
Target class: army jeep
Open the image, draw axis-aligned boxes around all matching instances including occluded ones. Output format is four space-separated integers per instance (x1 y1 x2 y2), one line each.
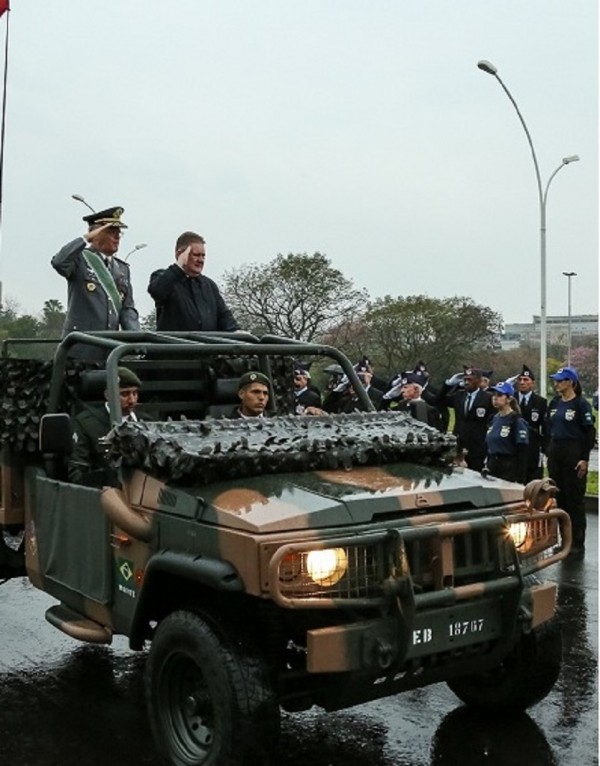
0 331 571 766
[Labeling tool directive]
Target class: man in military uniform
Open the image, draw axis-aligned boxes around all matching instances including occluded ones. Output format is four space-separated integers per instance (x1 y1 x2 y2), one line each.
515 364 547 481
51 206 140 360
235 372 271 418
69 367 143 485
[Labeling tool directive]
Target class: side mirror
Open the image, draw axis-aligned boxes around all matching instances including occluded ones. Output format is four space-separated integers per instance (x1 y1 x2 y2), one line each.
39 413 72 453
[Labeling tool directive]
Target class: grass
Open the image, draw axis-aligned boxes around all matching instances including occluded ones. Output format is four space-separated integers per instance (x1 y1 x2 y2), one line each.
587 470 598 497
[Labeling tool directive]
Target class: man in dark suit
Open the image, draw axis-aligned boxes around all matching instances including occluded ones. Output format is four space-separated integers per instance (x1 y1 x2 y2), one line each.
392 373 442 429
69 367 143 485
516 364 547 481
51 206 140 360
148 231 239 333
293 367 322 414
437 367 495 471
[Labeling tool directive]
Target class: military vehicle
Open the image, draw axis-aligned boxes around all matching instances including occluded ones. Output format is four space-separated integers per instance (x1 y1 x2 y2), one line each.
0 331 571 766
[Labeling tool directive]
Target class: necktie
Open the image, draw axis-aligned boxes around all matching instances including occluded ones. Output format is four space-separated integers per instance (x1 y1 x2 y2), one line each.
521 396 527 408
465 393 473 414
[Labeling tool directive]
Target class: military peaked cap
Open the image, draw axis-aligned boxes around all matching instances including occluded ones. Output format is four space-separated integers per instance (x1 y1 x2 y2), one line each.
83 206 128 229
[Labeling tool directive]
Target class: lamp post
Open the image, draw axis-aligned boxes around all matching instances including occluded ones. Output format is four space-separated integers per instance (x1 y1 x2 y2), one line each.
477 60 580 398
124 243 147 261
71 193 96 213
562 271 577 366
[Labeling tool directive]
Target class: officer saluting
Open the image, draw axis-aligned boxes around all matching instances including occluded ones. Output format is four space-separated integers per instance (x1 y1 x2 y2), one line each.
51 206 140 359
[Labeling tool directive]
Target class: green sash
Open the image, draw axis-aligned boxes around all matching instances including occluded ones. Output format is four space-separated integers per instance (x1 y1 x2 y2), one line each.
82 249 123 314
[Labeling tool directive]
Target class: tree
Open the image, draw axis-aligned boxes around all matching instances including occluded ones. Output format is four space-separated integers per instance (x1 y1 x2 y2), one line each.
569 346 598 395
141 307 157 332
352 295 502 381
39 299 66 337
222 253 369 341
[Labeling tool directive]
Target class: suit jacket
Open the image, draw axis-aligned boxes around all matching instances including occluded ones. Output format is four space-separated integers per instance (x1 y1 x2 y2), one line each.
395 399 442 430
294 387 322 414
441 387 494 471
518 392 547 480
51 238 139 359
148 265 239 332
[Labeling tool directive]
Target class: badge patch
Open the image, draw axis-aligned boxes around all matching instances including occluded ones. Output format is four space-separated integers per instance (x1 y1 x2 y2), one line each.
531 411 539 422
565 409 575 421
87 282 96 292
500 426 510 437
476 407 486 418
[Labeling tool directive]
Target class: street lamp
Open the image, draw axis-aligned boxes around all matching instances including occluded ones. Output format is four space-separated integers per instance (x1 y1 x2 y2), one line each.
477 60 580 398
562 271 577 366
71 193 96 213
124 243 147 261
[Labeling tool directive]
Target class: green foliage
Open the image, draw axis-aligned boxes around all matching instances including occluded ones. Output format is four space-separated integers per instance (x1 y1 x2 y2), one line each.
331 295 502 381
586 470 598 497
0 298 65 358
222 253 368 341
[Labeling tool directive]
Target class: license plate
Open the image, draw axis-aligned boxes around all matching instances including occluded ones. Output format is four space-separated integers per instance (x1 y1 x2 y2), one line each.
407 599 501 658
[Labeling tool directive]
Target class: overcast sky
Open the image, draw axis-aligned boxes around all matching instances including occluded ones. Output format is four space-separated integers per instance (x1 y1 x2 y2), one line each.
1 1 597 326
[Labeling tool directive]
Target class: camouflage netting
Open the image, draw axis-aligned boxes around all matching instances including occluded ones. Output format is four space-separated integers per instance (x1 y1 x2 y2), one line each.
108 412 458 484
0 359 91 453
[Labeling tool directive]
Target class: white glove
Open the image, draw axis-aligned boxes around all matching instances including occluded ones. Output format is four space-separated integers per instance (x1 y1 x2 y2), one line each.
383 383 404 400
445 372 465 386
333 375 349 393
505 373 519 386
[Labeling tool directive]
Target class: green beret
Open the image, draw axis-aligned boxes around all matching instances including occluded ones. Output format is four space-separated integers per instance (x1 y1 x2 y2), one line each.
117 366 141 389
238 371 271 391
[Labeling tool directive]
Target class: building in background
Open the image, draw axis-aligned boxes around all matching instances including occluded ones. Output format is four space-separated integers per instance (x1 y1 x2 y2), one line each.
501 314 598 349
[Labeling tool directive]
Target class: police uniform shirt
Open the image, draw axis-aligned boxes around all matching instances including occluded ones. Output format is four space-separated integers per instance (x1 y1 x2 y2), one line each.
485 414 529 457
547 397 595 444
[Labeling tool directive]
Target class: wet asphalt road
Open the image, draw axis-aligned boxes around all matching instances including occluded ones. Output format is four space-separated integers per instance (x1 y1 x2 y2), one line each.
0 515 596 766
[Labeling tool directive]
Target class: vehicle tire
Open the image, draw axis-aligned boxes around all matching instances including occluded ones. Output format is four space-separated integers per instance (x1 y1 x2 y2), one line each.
447 617 562 713
146 609 280 766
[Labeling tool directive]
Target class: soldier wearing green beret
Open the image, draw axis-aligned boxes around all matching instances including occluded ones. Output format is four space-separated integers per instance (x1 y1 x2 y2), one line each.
69 367 143 484
235 372 271 418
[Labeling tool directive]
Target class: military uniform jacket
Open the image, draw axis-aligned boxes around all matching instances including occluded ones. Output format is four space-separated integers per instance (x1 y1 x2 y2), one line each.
148 265 239 332
68 406 113 484
51 238 140 337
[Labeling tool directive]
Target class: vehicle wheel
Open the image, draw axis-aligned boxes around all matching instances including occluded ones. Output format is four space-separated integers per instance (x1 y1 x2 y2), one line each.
146 610 280 766
447 617 562 713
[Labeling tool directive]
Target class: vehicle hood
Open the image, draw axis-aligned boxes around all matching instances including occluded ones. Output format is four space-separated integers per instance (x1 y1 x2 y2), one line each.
192 463 524 534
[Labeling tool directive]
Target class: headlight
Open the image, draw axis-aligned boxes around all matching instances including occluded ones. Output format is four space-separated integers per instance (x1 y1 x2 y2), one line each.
508 521 529 549
306 548 348 586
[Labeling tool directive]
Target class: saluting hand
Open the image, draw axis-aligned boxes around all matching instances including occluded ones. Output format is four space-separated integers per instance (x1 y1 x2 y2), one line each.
85 223 114 243
176 245 192 272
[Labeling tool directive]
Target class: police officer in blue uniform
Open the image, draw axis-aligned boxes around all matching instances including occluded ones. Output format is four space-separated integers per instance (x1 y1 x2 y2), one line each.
546 366 596 557
485 381 529 483
51 206 140 360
